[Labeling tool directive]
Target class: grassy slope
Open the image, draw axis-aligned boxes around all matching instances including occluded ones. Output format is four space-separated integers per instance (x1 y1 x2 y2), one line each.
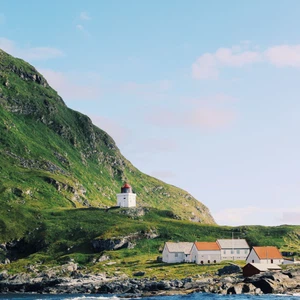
0 49 299 277
0 48 215 245
0 207 299 277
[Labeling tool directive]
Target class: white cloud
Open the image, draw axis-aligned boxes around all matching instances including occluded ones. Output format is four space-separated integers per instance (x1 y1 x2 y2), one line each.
147 93 237 131
186 107 236 129
38 68 101 101
192 53 219 80
192 43 300 79
0 37 63 61
265 45 300 67
192 45 261 80
213 206 300 226
80 11 91 20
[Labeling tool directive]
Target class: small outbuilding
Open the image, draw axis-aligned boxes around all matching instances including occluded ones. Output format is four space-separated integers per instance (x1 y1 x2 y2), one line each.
162 242 193 263
246 246 283 264
242 263 281 277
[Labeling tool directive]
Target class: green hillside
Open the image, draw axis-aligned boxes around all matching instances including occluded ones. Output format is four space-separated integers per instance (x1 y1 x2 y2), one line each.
0 48 215 241
0 49 299 276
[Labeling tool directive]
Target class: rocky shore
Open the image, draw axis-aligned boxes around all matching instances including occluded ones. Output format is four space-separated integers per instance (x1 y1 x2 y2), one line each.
0 265 300 297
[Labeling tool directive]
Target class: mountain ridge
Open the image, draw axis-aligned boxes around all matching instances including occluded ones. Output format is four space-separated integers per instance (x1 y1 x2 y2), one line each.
0 48 215 243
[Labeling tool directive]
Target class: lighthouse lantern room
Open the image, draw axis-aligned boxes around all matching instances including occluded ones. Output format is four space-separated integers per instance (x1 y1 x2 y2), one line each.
117 182 136 207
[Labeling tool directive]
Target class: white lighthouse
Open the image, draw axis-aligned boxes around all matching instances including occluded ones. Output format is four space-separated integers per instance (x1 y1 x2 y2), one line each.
117 182 136 207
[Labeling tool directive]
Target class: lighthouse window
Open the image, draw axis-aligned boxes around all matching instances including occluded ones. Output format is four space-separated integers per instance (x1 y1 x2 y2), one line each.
124 197 126 200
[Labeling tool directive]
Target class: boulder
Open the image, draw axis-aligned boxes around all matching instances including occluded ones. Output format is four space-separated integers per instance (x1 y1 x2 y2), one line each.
218 264 242 276
133 271 145 277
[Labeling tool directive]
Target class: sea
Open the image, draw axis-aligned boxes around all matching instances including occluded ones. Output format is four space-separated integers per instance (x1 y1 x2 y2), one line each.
0 294 299 300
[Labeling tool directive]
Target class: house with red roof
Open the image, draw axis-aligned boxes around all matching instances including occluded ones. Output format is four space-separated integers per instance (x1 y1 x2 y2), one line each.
246 246 283 264
191 242 221 264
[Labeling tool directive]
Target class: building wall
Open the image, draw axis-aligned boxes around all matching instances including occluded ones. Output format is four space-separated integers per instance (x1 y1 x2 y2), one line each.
191 246 221 264
117 193 136 207
260 258 283 264
246 250 283 264
162 247 189 263
243 264 260 277
246 251 260 263
220 248 250 260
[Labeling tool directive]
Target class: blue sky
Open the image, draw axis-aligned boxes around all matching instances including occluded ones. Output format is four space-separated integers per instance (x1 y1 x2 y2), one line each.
1 1 300 225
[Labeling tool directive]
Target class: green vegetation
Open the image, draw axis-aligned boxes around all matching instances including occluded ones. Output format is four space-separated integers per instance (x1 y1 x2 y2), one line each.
0 206 299 276
0 48 299 278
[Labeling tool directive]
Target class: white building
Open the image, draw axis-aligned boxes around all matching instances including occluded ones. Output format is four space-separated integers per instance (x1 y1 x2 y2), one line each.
162 242 193 263
217 239 250 261
191 242 221 264
246 246 284 264
116 182 136 207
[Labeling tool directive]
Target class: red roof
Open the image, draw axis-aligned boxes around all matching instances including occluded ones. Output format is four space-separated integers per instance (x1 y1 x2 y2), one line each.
122 183 131 188
194 242 220 251
253 246 283 259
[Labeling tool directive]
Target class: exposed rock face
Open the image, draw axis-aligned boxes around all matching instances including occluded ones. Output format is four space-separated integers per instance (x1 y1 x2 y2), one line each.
0 268 300 295
218 264 242 276
92 230 159 252
92 237 136 252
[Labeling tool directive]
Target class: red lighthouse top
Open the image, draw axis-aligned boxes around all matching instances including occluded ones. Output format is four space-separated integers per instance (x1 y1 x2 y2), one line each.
121 182 132 193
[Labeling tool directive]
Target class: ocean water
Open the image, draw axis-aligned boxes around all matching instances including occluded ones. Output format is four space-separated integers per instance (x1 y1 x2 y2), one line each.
0 294 299 300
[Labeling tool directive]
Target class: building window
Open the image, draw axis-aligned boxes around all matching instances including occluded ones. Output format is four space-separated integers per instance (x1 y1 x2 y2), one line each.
223 250 226 254
175 253 178 257
214 260 216 263
231 250 234 254
252 260 254 263
237 250 240 254
208 260 210 264
271 259 273 264
245 250 248 254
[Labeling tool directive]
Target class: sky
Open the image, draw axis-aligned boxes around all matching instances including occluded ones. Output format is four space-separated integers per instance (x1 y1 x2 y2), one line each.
1 1 300 226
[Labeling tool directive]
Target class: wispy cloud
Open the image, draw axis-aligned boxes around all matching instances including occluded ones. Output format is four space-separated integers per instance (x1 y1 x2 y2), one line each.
192 43 300 79
80 11 91 21
76 24 91 37
38 68 101 101
192 44 262 80
265 45 300 67
0 37 63 61
214 206 300 226
146 93 237 131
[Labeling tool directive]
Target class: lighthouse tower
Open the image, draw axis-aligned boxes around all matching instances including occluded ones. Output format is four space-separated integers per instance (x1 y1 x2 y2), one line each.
117 182 136 207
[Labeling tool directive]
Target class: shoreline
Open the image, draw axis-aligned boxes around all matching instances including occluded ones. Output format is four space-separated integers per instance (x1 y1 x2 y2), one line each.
0 267 300 297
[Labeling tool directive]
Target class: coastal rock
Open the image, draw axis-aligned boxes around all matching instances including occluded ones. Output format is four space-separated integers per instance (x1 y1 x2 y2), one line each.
218 264 242 275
